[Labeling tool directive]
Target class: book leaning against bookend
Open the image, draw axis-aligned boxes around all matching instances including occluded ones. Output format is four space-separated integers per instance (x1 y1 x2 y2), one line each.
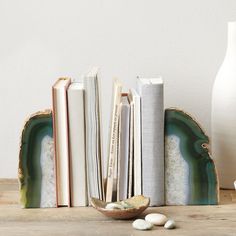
67 82 87 207
52 77 71 207
84 68 104 202
106 79 122 202
117 94 130 201
137 77 164 206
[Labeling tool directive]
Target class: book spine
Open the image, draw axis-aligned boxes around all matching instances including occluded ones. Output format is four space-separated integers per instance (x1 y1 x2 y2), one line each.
95 75 104 201
52 89 58 207
52 81 71 207
133 95 142 196
128 102 134 198
138 82 164 206
68 87 87 207
116 111 121 202
106 81 122 202
118 103 130 201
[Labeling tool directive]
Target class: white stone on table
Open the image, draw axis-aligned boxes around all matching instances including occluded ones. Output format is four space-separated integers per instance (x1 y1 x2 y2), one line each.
164 219 176 229
105 203 124 210
145 213 168 226
132 219 153 231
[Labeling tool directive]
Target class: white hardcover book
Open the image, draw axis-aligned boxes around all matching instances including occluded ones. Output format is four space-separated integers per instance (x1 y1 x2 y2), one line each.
52 78 71 207
106 79 122 202
129 89 142 196
67 82 87 207
117 95 130 201
84 68 104 201
137 77 164 206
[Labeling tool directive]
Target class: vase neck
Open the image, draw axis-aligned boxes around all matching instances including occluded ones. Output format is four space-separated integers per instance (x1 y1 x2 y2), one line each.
226 22 236 57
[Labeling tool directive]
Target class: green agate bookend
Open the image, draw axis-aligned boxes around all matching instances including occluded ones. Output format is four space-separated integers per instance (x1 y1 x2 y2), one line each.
18 110 56 208
165 108 219 205
18 108 219 207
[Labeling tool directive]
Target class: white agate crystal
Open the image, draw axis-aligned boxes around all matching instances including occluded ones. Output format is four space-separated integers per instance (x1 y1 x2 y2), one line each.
165 135 189 205
40 135 56 208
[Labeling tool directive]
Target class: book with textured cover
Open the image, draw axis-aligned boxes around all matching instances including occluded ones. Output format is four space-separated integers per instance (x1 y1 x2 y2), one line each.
137 77 164 206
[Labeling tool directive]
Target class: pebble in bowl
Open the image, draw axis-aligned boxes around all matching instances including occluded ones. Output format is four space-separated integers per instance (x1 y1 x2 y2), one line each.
91 195 150 220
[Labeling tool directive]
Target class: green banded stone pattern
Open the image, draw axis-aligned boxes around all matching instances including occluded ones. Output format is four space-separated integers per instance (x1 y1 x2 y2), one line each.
19 110 56 208
165 108 219 205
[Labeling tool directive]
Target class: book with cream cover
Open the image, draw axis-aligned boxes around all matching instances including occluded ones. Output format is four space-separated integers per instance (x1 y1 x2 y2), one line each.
67 82 87 206
52 77 71 207
106 79 122 202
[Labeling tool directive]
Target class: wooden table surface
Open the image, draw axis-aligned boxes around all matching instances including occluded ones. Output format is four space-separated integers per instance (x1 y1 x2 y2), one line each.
0 179 235 236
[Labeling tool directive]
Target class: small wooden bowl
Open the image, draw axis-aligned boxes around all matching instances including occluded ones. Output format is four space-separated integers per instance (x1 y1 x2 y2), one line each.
91 195 150 220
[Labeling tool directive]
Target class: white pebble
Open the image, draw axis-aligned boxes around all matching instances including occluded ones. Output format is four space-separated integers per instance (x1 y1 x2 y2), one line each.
132 219 153 231
164 219 176 229
145 213 168 226
120 201 133 209
105 203 124 210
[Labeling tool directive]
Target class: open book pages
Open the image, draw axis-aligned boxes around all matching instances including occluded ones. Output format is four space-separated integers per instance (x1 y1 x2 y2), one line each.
106 79 122 202
117 95 130 201
52 77 71 207
84 68 104 201
137 77 164 206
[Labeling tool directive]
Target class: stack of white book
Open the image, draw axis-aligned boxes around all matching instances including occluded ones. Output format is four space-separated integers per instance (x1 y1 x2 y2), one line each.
106 78 164 206
52 71 164 207
52 68 104 207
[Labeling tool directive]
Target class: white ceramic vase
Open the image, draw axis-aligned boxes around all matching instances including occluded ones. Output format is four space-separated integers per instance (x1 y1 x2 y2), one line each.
212 22 236 189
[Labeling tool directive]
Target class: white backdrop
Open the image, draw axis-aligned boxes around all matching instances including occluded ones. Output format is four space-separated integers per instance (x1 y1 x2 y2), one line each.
0 0 235 178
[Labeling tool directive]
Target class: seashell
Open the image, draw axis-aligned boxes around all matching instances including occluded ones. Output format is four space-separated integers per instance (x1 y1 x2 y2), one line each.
105 203 124 210
91 195 150 220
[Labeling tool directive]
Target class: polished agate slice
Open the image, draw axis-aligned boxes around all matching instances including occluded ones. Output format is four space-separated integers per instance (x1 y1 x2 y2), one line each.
18 110 56 208
165 108 219 205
